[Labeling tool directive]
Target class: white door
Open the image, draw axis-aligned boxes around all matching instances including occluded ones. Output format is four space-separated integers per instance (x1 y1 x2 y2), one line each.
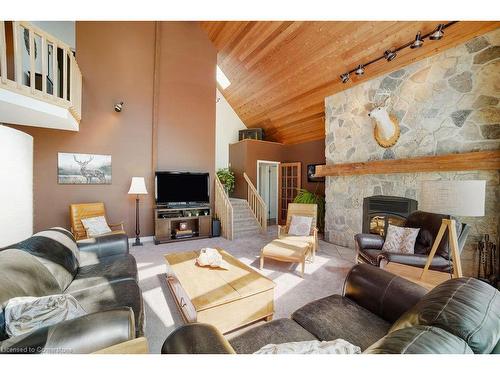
258 162 278 224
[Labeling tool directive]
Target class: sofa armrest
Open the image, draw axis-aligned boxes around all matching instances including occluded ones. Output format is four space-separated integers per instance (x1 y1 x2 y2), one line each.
161 323 235 354
77 233 129 259
343 264 427 324
379 252 451 271
354 233 385 251
0 308 135 354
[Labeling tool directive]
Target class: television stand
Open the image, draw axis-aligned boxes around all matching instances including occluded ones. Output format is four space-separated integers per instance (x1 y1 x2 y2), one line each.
154 205 211 245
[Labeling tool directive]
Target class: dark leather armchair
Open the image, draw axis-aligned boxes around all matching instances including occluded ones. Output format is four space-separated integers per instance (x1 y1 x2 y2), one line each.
355 211 470 272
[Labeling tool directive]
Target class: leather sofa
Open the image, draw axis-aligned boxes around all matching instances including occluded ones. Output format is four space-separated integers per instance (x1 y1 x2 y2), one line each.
355 211 470 272
161 264 500 354
0 228 143 354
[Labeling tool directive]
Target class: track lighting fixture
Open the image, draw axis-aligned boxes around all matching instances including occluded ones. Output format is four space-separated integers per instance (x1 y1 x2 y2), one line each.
429 24 445 40
384 50 397 61
410 32 424 49
339 22 457 83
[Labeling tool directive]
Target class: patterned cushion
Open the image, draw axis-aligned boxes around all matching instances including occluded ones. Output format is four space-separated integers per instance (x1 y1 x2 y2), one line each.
5 294 86 337
288 215 313 236
81 216 112 238
382 224 420 254
254 339 361 354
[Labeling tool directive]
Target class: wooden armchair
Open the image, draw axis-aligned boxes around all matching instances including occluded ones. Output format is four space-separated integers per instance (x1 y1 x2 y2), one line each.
69 202 125 241
278 203 319 259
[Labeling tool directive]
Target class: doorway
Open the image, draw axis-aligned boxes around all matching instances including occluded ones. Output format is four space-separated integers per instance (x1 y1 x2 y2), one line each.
257 160 279 225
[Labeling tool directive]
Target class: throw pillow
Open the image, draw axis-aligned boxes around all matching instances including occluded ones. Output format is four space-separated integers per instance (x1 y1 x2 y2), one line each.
81 216 112 237
5 294 86 337
254 339 361 354
288 215 313 236
382 224 420 254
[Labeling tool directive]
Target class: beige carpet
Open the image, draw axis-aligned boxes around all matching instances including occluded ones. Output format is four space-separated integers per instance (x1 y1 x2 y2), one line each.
130 226 356 353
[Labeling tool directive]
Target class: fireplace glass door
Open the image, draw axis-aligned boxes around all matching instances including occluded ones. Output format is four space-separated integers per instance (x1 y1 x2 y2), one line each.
369 214 406 237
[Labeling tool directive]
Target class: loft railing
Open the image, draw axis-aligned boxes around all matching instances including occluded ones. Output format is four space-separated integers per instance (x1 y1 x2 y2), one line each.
215 174 234 240
243 172 268 233
0 21 82 122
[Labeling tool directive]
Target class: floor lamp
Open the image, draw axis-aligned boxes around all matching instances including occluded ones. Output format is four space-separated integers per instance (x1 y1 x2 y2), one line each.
419 180 486 279
128 177 148 246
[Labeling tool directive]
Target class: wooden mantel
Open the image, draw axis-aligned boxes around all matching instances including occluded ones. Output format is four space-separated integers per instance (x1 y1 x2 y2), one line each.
315 150 500 177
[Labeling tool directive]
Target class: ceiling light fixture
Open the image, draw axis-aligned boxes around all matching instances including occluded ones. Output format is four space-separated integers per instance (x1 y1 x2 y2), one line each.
410 32 424 49
384 50 397 61
355 65 365 75
429 24 445 40
339 21 457 83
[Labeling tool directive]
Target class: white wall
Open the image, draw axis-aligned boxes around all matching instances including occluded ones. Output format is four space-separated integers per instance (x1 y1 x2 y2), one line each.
216 89 246 170
0 125 33 246
31 21 76 50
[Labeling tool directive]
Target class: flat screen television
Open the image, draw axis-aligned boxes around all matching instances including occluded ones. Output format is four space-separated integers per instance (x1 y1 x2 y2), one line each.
155 171 209 205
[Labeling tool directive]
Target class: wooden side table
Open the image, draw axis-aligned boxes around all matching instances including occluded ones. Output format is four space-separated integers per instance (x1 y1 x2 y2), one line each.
384 262 453 291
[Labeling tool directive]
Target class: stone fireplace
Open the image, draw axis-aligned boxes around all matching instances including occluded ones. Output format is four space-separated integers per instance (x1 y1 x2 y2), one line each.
362 196 418 237
323 29 499 276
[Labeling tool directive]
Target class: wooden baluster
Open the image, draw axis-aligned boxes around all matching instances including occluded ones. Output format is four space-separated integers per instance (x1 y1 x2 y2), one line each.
29 29 35 93
41 36 47 94
52 42 58 98
12 22 22 87
63 49 67 100
0 21 6 84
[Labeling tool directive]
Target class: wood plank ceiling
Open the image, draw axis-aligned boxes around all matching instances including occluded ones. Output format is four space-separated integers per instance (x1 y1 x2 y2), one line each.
201 21 499 144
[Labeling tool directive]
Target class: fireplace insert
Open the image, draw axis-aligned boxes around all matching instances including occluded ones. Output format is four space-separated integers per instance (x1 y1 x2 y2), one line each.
362 195 418 237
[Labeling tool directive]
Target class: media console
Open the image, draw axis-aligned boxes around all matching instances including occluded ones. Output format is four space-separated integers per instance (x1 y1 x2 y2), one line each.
154 205 212 245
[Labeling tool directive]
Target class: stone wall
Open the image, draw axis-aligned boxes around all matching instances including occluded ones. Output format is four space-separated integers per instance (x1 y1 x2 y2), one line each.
324 29 500 276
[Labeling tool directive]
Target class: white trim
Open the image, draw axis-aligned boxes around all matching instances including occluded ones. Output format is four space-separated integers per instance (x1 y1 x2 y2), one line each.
128 236 154 245
256 160 280 222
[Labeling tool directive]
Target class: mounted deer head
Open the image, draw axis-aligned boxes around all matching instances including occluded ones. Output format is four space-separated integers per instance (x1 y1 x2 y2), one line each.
368 96 400 148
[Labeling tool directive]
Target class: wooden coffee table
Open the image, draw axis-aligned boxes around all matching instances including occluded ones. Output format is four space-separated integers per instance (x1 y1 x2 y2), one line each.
164 249 275 334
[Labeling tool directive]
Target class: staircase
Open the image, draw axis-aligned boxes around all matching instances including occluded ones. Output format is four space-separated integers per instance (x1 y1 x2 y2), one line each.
0 21 82 131
230 198 262 239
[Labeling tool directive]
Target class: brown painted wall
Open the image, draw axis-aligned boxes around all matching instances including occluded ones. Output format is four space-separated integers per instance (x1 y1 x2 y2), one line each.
229 139 325 198
229 140 283 199
284 139 325 195
9 21 216 237
157 22 216 202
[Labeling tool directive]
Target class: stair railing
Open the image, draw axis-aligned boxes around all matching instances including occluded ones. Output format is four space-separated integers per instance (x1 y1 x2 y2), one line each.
0 21 82 123
215 174 233 240
243 172 268 233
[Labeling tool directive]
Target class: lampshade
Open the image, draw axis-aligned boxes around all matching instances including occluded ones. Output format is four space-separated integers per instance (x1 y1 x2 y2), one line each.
419 180 486 217
128 177 148 195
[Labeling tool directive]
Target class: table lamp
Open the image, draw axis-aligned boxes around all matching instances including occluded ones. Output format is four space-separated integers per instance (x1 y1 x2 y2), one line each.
419 180 486 279
128 177 148 246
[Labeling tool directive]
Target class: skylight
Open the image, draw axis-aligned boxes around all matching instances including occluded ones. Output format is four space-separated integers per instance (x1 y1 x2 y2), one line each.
216 66 231 89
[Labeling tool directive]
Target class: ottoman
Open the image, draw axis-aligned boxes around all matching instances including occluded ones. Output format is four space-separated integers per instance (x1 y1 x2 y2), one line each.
260 238 312 278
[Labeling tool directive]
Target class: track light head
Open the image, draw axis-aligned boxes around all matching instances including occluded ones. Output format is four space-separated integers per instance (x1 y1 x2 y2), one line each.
410 32 424 49
340 72 350 83
114 101 124 112
384 50 397 61
429 24 445 40
355 65 365 75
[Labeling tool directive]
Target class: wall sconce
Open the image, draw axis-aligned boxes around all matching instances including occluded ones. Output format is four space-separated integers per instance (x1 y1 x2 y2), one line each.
114 102 124 112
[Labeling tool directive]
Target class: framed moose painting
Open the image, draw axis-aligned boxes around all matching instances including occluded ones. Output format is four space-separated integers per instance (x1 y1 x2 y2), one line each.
58 152 112 184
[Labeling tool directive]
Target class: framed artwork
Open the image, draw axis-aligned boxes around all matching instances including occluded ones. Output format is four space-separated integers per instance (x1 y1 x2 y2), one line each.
58 152 112 184
307 163 325 183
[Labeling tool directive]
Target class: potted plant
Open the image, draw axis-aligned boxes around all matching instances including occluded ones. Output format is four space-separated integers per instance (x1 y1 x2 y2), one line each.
216 168 235 194
293 189 326 232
